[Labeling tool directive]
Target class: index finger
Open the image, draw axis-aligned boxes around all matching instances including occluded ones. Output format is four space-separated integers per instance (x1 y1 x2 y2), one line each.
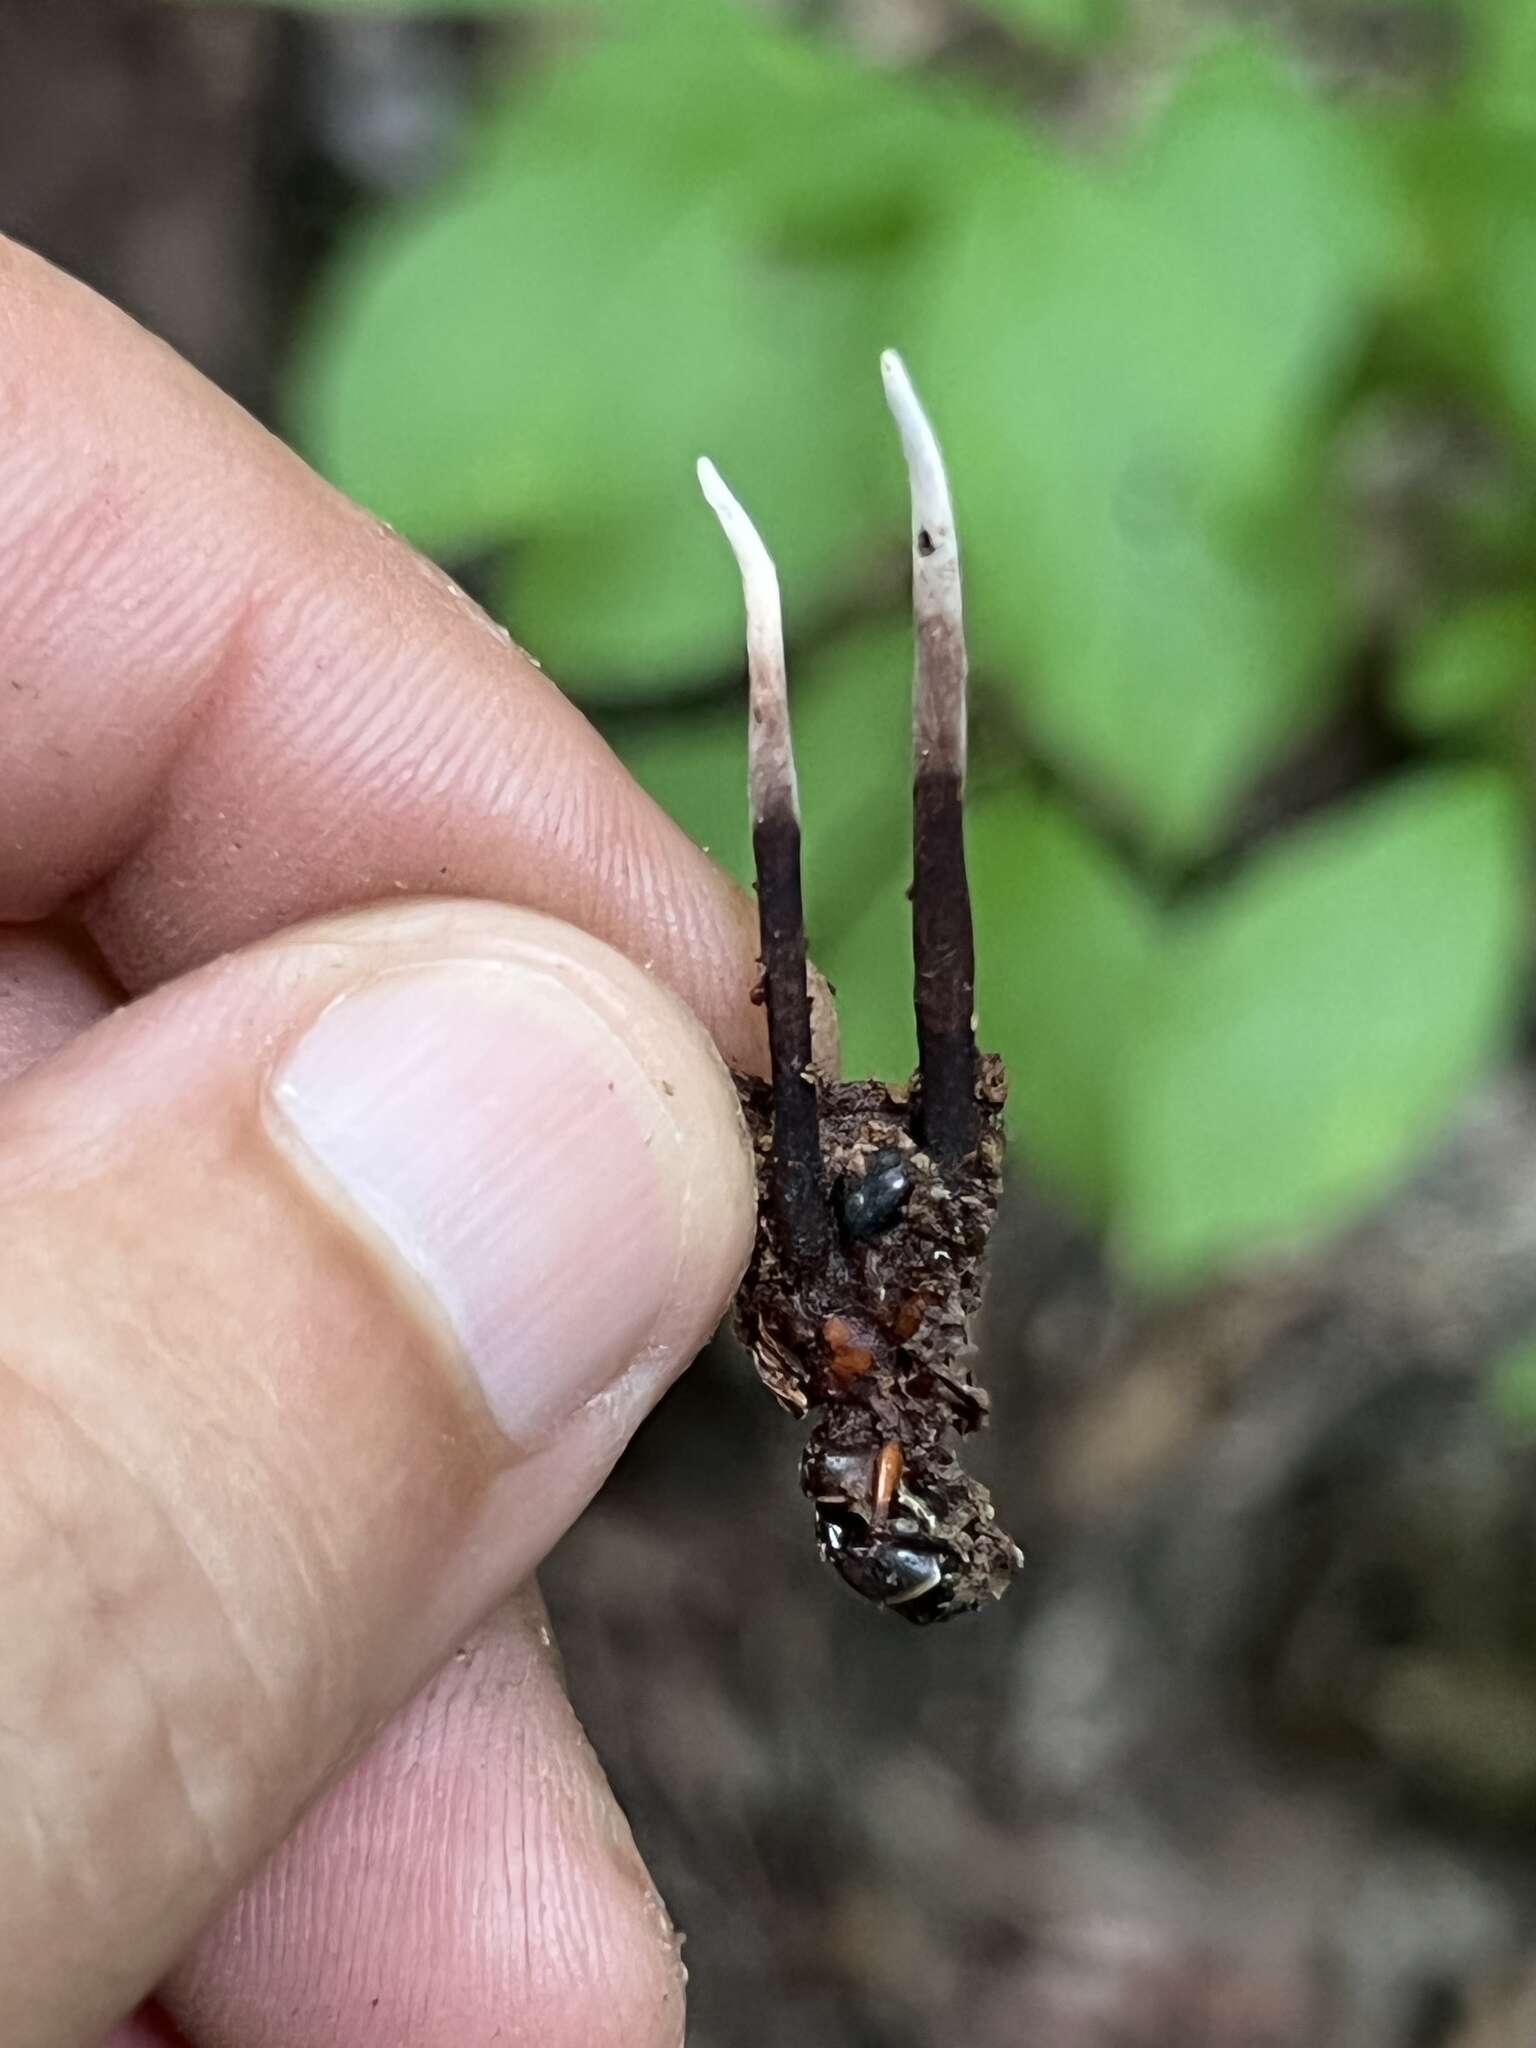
0 236 770 1073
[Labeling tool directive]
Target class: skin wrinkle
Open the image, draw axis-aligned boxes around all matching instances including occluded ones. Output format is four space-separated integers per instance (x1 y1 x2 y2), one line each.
172 1604 685 2046
166 1402 355 1769
2 441 126 619
330 1777 382 2017
365 693 478 813
0 1074 141 1195
635 832 703 965
173 1368 364 1769
546 1752 616 1996
0 1352 238 1910
43 595 246 923
258 582 480 799
0 1733 49 1924
0 1323 295 1830
20 1142 352 1741
232 632 398 818
0 419 44 528
536 1682 668 2032
485 711 565 840
267 630 419 797
1 476 237 916
0 925 117 1083
514 1714 535 2011
185 1298 360 1730
96 601 768 1062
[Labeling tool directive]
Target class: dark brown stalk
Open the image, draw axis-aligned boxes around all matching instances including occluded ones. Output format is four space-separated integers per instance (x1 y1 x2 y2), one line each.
881 351 978 1165
752 802 829 1266
698 458 831 1268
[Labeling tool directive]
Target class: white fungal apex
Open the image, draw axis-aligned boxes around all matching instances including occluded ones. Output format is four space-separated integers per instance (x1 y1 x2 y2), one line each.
696 456 799 824
880 350 967 781
696 458 781 618
880 348 959 577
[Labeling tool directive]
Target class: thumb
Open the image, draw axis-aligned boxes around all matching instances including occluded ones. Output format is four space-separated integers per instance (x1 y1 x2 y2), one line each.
0 899 754 2048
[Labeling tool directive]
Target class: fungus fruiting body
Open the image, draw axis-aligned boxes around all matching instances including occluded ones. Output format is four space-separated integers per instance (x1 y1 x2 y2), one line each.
699 356 1020 1623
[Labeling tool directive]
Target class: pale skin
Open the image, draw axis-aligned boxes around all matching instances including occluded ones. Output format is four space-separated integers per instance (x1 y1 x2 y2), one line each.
0 234 825 2047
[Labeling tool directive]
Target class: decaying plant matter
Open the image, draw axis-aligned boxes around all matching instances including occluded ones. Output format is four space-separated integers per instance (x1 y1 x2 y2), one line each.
697 354 1021 1623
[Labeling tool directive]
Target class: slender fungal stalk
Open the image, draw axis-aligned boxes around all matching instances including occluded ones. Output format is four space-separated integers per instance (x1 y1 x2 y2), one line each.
697 457 831 1267
880 350 978 1166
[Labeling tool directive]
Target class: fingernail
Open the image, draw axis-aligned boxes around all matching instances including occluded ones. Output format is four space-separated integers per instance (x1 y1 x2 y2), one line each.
268 957 734 1443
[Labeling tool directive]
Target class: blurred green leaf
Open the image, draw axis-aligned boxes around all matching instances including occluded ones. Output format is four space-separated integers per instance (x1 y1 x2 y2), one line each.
1136 45 1412 468
1462 0 1536 130
819 869 917 1086
295 161 884 566
1120 772 1526 1281
911 42 1410 855
1390 118 1536 444
1396 594 1536 738
794 621 919 1084
1491 1335 1536 1437
292 17 985 690
295 161 642 548
795 623 915 945
494 496 750 695
968 786 1159 1209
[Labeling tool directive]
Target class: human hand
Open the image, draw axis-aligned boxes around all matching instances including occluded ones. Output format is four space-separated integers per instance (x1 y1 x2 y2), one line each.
0 234 776 2048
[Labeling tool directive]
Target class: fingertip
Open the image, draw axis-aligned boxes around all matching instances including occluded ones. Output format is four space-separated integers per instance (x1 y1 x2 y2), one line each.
166 1598 687 2048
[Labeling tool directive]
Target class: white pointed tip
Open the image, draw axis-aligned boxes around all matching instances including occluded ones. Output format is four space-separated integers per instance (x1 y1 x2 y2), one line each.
699 456 794 818
880 348 954 561
696 454 728 510
880 348 936 465
880 351 923 445
695 454 780 636
698 455 755 554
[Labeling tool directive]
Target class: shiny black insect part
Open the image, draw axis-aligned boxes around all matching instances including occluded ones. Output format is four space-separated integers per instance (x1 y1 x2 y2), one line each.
807 1442 958 1621
836 1147 913 1242
817 1509 954 1624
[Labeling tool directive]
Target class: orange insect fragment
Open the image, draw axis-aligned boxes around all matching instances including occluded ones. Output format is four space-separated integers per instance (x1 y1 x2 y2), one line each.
822 1313 876 1381
889 1295 924 1343
873 1440 904 1526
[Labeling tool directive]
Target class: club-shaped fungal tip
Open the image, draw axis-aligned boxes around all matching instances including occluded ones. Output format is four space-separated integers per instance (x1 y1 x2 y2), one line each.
697 455 782 641
880 349 958 579
697 454 798 827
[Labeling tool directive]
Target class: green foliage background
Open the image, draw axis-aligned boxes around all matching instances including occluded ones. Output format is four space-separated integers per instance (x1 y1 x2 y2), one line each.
248 0 1536 1283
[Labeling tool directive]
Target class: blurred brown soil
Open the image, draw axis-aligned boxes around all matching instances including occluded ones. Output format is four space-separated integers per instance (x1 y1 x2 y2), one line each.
550 1077 1536 2048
